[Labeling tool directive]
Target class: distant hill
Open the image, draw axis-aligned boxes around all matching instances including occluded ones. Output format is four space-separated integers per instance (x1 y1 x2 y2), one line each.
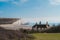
0 18 19 24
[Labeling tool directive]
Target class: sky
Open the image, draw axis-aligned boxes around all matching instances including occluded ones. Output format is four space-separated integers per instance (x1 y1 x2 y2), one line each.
0 0 60 23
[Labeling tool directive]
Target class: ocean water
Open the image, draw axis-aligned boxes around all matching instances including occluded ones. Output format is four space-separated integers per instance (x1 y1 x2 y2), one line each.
28 23 60 26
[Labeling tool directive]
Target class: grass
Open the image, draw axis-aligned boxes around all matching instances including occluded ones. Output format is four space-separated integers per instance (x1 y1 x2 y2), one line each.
32 33 60 40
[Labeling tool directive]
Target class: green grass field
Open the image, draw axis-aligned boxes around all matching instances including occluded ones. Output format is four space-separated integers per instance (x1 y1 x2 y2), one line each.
32 33 60 40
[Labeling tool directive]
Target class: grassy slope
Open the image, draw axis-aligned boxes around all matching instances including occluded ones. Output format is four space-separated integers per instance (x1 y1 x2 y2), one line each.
32 33 60 40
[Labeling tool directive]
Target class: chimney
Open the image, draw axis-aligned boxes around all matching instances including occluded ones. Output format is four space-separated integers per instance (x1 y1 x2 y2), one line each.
39 21 41 25
46 21 48 25
46 21 49 28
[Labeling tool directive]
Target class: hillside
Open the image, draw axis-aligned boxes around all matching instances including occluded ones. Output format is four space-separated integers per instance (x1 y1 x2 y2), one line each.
0 27 34 40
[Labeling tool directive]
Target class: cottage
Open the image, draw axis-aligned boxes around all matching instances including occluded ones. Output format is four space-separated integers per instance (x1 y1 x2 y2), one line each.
32 22 49 31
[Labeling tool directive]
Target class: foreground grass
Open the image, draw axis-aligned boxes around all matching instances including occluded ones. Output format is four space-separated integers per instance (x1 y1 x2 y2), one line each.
32 33 60 40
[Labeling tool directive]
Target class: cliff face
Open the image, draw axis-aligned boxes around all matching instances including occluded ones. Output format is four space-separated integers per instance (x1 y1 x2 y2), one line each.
0 18 19 24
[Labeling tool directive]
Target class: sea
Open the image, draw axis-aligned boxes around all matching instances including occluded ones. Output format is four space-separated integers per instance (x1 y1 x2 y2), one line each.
28 23 60 26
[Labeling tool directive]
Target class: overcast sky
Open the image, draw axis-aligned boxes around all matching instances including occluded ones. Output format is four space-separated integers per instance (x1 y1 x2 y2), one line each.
0 0 60 23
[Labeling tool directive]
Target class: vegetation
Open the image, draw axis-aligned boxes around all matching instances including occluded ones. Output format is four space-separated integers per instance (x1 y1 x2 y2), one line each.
0 27 34 40
32 33 60 40
0 23 60 40
31 22 60 33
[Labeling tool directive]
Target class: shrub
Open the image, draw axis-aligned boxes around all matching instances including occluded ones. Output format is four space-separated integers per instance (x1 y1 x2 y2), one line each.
0 27 34 40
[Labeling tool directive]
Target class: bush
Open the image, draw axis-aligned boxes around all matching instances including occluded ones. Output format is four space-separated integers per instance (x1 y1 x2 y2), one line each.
0 27 34 40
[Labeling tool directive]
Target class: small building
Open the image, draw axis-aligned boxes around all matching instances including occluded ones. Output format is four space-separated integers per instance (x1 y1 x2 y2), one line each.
32 22 49 31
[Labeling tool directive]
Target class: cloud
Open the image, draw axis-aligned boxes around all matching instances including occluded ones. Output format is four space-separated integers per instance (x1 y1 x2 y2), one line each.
12 0 28 5
49 0 60 5
21 0 28 3
22 17 60 23
0 0 29 5
11 1 19 5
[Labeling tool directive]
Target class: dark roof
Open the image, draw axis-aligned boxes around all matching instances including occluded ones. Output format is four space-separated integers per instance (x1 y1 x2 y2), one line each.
32 24 49 28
